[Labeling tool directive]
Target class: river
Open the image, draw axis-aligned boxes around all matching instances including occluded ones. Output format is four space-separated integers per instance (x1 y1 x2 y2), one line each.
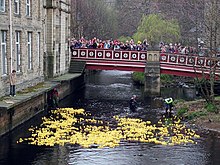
0 70 219 165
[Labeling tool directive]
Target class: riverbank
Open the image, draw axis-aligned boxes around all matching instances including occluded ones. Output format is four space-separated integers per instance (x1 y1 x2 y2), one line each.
131 72 220 134
132 72 195 88
175 98 220 134
0 73 85 137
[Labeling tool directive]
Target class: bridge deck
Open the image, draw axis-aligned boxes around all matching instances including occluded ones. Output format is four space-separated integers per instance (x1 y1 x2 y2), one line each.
71 48 220 78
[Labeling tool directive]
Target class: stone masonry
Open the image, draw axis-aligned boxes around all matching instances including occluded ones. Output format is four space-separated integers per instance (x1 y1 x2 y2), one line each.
44 0 71 78
0 0 71 97
0 0 44 97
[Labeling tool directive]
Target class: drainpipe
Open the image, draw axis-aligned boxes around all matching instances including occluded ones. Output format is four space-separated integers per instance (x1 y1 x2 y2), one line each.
9 0 13 72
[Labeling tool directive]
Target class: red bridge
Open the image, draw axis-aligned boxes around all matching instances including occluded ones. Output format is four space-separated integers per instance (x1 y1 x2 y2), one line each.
71 48 220 78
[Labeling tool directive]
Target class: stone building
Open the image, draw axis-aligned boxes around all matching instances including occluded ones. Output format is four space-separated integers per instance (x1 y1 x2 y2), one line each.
0 0 44 97
0 0 71 97
44 0 71 78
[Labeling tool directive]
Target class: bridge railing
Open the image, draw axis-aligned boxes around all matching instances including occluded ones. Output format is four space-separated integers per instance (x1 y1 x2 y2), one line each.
71 48 220 75
71 48 147 62
160 53 220 69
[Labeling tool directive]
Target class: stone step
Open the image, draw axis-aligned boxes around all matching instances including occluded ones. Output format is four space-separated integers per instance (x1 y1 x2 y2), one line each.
69 60 86 73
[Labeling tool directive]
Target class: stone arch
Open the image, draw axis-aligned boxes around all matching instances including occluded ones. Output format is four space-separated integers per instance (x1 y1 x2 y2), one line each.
148 54 153 61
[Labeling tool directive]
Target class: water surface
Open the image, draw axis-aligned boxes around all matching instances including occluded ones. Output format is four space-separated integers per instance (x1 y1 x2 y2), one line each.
0 70 219 165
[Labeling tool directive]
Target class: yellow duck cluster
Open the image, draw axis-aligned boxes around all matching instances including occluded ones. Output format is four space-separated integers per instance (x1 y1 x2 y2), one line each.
18 108 200 148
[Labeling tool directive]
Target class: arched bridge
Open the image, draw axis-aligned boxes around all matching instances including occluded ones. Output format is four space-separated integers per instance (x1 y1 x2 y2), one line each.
70 48 220 78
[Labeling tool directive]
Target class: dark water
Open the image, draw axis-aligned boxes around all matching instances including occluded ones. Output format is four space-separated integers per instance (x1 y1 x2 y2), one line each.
0 70 220 165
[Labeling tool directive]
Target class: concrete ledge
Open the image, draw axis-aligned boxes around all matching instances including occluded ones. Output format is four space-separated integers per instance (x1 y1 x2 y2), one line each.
51 73 82 82
0 82 59 111
0 73 85 137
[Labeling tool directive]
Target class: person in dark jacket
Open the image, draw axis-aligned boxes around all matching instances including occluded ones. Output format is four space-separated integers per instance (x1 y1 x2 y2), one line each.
129 95 138 112
48 88 59 109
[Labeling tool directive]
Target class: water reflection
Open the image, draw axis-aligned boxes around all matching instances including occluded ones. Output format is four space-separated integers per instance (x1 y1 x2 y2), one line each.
161 87 197 101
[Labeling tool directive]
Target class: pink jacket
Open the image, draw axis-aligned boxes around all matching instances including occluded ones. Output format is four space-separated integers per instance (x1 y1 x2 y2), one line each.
10 72 16 85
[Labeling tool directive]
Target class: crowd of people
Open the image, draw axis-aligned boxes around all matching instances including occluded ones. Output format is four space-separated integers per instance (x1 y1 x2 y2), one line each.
70 37 203 56
70 37 149 51
160 42 198 55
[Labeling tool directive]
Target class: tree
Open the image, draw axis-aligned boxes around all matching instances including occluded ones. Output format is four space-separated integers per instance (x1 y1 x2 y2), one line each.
194 0 220 110
114 0 147 37
132 14 180 49
204 0 220 52
152 0 219 109
154 0 205 46
71 0 118 39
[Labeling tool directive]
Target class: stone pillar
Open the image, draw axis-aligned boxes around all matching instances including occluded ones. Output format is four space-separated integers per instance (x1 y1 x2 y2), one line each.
144 51 160 96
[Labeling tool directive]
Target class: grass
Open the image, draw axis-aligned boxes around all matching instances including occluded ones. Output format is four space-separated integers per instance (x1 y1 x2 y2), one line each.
175 98 220 122
132 72 145 85
160 74 174 84
17 82 45 94
215 96 220 100
131 73 175 85
205 103 218 113
176 107 188 117
0 82 46 101
187 111 208 120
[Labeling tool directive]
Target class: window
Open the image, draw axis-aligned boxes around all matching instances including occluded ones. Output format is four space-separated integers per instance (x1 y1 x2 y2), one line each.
26 0 31 16
0 0 5 12
14 0 20 15
1 31 7 75
27 32 32 69
15 31 21 72
37 32 40 68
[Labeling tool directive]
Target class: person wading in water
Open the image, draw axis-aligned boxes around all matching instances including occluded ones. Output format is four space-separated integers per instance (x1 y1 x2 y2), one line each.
129 95 138 112
164 97 174 117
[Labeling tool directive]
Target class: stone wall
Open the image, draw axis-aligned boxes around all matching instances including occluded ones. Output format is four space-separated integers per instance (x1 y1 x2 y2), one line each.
0 73 85 137
53 74 85 100
0 0 72 97
45 0 71 78
0 94 46 137
0 0 45 97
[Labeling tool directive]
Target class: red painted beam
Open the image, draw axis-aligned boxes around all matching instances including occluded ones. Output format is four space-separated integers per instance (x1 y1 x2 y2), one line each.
86 65 145 72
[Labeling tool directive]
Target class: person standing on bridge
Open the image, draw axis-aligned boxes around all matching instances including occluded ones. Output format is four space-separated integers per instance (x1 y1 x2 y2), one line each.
142 39 149 50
